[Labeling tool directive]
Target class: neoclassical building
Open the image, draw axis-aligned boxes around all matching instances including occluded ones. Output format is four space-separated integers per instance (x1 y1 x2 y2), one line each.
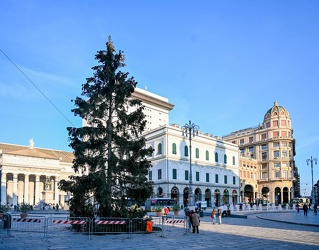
0 140 75 207
223 101 298 205
143 124 240 207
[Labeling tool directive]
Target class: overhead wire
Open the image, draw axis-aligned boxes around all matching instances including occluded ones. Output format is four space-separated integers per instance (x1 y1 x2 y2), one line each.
0 49 75 127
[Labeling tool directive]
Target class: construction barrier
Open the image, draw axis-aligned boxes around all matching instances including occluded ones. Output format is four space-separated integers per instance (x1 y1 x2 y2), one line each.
45 216 91 238
91 217 130 235
4 215 188 238
10 215 46 236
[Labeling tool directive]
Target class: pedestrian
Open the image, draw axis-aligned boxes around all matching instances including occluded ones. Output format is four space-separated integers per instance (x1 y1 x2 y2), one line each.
191 211 200 233
56 203 59 211
296 203 300 213
188 209 194 230
164 206 169 216
217 207 222 224
303 203 308 216
211 208 217 224
314 203 318 214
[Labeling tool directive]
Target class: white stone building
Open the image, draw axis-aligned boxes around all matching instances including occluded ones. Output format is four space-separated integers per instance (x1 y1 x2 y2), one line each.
143 124 240 207
0 140 75 208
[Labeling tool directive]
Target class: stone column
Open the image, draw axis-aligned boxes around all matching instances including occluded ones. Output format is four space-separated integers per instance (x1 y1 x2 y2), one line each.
13 173 18 205
54 176 59 205
35 175 40 204
24 174 29 204
1 172 7 205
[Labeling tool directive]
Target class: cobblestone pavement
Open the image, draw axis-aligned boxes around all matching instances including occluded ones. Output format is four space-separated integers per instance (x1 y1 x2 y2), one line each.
1 211 319 250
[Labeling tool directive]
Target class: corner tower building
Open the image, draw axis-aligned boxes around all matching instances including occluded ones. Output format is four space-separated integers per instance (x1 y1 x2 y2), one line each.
223 101 297 205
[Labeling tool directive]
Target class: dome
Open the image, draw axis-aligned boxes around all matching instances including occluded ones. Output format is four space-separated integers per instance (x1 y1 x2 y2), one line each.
263 101 290 121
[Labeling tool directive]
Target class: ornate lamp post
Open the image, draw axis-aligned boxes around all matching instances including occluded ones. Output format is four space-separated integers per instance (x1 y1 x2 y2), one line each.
306 156 317 205
182 120 199 207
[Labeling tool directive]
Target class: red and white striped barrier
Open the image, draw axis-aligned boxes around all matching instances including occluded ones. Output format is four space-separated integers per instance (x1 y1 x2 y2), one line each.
166 219 185 224
13 218 41 223
52 220 86 225
95 220 126 225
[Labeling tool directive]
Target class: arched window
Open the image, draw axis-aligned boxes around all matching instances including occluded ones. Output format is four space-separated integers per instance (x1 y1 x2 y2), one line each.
232 156 235 165
157 143 162 155
224 154 227 164
172 143 177 154
206 150 209 161
215 152 218 162
196 148 199 158
184 145 189 157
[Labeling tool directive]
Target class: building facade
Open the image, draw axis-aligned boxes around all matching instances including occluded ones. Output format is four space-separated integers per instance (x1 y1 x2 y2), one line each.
0 140 75 208
223 101 298 205
144 124 240 207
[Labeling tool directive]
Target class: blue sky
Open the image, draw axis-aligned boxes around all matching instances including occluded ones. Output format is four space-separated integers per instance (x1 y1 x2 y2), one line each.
1 0 319 195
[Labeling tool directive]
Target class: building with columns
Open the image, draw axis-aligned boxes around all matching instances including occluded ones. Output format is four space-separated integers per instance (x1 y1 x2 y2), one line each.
223 101 298 205
0 139 75 208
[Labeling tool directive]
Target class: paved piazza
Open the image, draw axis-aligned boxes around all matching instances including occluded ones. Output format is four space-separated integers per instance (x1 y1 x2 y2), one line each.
0 211 319 249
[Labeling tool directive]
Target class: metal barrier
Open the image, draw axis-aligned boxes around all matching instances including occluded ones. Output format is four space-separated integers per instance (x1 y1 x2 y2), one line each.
46 216 91 238
3 215 188 238
91 217 130 235
10 215 46 236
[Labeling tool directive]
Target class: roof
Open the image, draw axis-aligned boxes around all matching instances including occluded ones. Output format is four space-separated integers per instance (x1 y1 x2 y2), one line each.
264 101 290 121
0 142 74 163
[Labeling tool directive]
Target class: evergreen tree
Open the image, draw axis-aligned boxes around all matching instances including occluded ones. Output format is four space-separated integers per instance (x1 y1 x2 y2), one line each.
59 37 153 218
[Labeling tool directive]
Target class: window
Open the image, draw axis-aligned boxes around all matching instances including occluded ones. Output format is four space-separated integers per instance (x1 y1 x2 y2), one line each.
273 120 278 127
158 169 162 180
206 150 209 161
274 151 280 158
282 171 288 178
281 120 286 126
233 176 236 185
281 131 287 137
215 174 219 183
274 162 281 167
240 139 244 145
261 172 268 179
240 149 245 156
224 175 227 184
232 156 235 165
196 148 199 159
184 145 189 156
206 173 209 182
273 142 280 148
224 154 227 164
261 144 267 151
266 122 270 128
249 147 254 152
196 171 199 181
261 163 268 170
173 169 177 179
185 170 189 181
275 171 280 178
282 151 288 158
273 131 279 138
262 152 267 160
261 133 267 140
157 143 162 154
172 143 177 155
149 171 152 181
249 137 253 143
215 152 218 162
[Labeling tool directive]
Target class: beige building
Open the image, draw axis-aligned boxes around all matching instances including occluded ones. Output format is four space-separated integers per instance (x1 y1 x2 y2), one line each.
223 101 297 205
0 139 75 208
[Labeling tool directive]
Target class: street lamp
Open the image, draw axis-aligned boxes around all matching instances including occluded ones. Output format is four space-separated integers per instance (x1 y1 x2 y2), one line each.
182 120 199 207
306 156 317 205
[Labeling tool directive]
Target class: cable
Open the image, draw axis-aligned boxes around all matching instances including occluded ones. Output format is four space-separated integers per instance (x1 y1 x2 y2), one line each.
0 49 75 127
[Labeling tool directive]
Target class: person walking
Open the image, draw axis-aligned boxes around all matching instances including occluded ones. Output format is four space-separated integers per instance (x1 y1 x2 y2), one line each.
191 211 200 233
211 208 217 224
188 209 194 230
303 203 309 216
217 207 222 224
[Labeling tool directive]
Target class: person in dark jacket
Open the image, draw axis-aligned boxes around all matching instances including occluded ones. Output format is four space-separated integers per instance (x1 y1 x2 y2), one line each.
303 203 309 216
